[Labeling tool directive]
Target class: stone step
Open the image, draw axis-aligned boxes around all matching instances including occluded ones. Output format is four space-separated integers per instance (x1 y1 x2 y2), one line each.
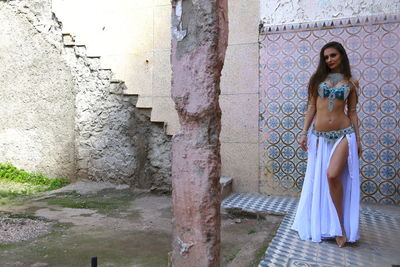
147 117 167 129
110 79 124 84
121 91 169 132
135 96 152 109
137 107 152 118
150 97 179 135
86 56 101 71
220 177 233 200
110 80 126 94
98 69 112 80
165 122 179 136
74 45 87 57
62 33 75 46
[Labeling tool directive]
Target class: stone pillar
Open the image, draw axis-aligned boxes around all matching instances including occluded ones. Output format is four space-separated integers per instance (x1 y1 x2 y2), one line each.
170 0 228 266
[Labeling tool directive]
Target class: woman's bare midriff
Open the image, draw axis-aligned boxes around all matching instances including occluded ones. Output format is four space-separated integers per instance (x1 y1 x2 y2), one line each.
314 97 352 132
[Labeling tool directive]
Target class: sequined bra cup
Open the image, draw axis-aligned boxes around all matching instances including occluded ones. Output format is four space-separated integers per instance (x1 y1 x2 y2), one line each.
317 73 350 112
318 82 350 100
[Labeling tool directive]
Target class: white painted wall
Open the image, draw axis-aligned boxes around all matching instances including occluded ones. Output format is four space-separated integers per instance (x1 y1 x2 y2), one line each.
260 0 400 26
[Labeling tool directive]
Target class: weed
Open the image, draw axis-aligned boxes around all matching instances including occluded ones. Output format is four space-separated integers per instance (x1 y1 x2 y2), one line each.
248 228 257 234
249 221 282 266
79 213 93 217
0 163 69 191
225 247 241 262
0 163 69 204
45 189 133 215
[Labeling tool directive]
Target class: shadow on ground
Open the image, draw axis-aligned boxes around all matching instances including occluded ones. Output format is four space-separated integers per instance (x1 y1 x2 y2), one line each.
0 181 283 267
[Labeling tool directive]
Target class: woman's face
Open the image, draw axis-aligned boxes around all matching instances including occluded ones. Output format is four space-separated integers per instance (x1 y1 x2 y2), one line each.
323 47 342 72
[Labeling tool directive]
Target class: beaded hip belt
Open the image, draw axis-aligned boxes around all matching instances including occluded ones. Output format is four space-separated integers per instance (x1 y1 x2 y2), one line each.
312 126 354 141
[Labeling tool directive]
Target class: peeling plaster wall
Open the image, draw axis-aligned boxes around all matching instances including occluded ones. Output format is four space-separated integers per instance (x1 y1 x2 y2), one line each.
261 0 400 26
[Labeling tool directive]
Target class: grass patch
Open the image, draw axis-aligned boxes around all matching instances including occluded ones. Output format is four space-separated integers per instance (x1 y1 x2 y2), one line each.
251 239 270 266
225 247 241 262
79 213 93 217
248 228 257 234
249 219 282 266
46 189 134 215
0 163 69 204
0 180 43 196
0 163 69 191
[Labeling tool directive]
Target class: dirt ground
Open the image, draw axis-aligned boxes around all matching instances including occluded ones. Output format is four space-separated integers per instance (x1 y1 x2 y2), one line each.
0 181 282 267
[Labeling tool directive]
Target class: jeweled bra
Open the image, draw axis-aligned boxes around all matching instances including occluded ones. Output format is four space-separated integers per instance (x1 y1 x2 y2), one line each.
317 73 350 112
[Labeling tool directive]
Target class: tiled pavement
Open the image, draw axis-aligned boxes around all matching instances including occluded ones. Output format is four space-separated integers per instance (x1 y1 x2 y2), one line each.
222 193 400 267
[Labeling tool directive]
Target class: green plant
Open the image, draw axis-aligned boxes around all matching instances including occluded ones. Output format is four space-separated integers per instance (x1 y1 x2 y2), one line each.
247 228 257 234
0 163 69 193
225 248 241 262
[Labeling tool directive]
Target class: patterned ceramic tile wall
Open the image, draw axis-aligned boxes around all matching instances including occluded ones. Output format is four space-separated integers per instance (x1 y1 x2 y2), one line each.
259 14 400 204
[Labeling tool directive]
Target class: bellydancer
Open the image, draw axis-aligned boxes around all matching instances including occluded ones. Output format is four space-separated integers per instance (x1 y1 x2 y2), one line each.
291 41 362 247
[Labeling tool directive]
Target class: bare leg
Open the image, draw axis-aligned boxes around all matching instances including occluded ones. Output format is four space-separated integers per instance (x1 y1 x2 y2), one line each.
327 137 348 247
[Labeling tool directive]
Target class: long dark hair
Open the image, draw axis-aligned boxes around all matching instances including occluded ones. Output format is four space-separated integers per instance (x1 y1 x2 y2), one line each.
308 41 352 100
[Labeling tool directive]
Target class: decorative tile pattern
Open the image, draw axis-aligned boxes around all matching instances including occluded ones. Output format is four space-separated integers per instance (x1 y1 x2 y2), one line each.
222 193 400 267
222 193 298 214
259 14 400 204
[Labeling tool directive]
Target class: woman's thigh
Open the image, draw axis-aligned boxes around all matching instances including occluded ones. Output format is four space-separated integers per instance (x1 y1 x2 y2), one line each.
327 137 349 179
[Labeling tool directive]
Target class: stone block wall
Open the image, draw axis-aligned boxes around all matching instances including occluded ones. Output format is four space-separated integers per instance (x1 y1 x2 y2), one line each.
65 44 171 190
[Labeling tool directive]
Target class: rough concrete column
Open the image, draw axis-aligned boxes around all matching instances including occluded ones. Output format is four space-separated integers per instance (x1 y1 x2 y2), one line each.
170 0 228 266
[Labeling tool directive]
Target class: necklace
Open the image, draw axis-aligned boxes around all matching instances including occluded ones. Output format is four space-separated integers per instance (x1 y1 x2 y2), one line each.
327 73 344 87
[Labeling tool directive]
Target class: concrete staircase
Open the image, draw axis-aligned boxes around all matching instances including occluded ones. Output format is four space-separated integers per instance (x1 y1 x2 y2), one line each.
62 32 174 135
61 33 233 198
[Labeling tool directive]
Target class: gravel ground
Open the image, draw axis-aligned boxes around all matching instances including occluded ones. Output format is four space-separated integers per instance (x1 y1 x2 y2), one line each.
0 215 52 244
0 180 132 245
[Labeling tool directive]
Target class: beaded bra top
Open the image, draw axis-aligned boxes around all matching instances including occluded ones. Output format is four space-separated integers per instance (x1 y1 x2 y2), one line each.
318 73 350 112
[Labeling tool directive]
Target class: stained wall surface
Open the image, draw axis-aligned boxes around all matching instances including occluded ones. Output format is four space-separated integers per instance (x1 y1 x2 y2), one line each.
260 0 400 26
259 16 400 204
0 3 76 179
219 0 260 192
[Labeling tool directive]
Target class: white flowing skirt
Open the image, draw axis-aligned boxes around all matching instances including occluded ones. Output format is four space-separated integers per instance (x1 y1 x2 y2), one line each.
291 124 360 242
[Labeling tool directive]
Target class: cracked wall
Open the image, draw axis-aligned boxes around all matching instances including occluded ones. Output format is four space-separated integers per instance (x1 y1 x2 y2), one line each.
260 0 400 26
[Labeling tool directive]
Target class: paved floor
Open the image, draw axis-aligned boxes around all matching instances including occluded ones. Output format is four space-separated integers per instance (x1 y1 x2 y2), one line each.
222 193 400 267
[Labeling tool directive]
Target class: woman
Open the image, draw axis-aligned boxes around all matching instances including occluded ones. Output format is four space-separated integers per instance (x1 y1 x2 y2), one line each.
291 41 362 247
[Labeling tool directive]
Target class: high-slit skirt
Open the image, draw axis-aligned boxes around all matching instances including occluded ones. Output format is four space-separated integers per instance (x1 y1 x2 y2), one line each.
291 124 360 242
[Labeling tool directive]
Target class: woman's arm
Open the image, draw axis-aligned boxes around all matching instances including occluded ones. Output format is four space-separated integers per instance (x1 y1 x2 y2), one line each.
348 78 362 155
299 96 317 151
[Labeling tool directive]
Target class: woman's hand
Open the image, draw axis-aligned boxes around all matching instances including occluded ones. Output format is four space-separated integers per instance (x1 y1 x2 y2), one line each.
300 134 308 151
357 139 362 156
